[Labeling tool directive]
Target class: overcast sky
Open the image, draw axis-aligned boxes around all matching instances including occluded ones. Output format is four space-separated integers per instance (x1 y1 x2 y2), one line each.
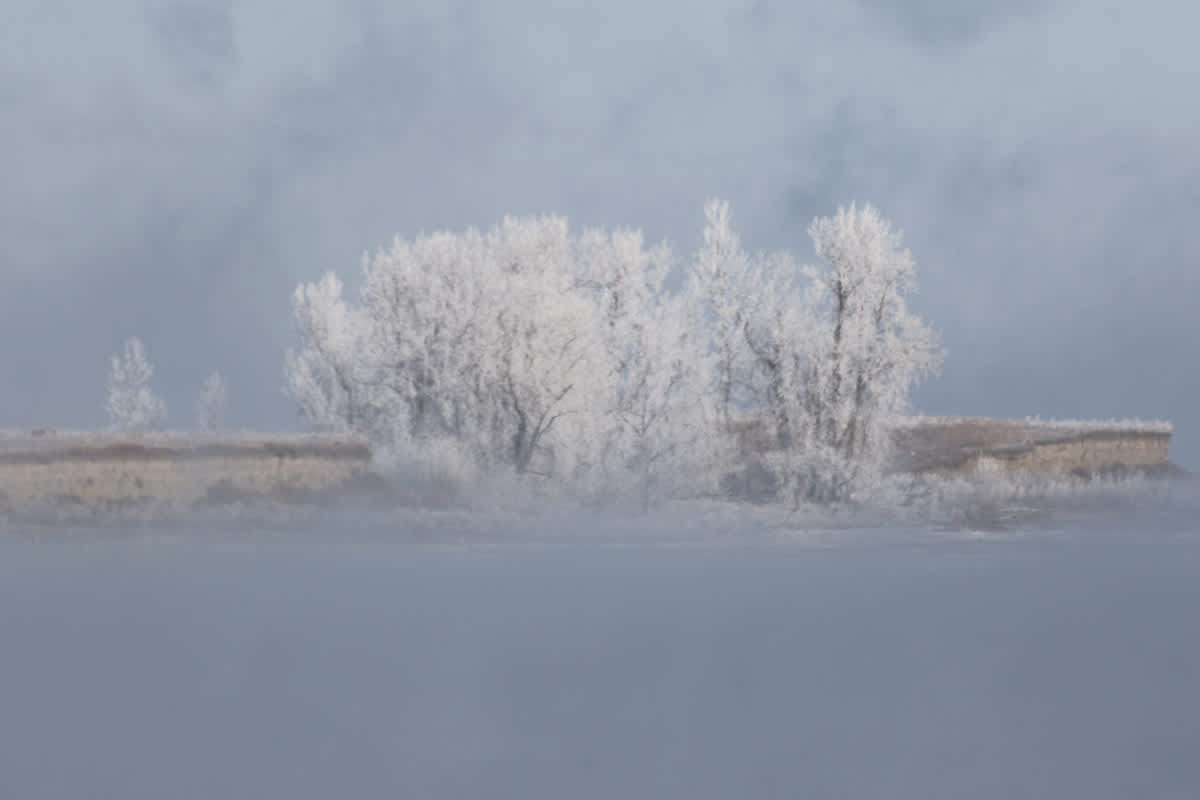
3 0 1197 466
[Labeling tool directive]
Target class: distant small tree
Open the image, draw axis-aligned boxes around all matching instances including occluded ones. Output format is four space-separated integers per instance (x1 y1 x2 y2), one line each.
106 337 167 431
196 371 227 431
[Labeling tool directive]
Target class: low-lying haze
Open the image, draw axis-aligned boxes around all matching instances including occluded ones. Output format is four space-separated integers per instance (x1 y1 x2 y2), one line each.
2 519 1198 798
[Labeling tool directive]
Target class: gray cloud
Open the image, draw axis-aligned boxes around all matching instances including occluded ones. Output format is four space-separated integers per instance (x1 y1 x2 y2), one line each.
151 1 237 89
858 0 1046 47
2 0 1197 464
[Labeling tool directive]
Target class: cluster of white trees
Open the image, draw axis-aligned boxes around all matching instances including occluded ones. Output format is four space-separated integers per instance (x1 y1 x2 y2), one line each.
284 200 943 506
691 201 943 504
105 337 228 433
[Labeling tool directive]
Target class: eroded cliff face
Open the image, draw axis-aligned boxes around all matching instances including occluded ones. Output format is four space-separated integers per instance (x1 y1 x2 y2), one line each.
889 418 1173 478
0 431 374 514
953 435 1170 478
724 415 1175 479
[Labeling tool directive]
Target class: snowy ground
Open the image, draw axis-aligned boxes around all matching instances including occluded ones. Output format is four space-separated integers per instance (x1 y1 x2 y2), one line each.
1 499 1198 799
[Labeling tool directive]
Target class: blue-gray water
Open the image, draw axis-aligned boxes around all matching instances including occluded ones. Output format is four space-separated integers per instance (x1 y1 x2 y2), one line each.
2 519 1198 799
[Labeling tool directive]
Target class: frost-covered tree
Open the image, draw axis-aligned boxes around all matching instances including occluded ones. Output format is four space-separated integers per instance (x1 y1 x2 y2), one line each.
106 337 167 431
286 217 618 482
684 200 811 494
352 216 608 475
578 228 711 502
196 370 227 431
683 199 943 505
686 199 755 431
794 202 944 500
738 250 810 450
284 272 372 434
357 229 489 446
476 216 607 475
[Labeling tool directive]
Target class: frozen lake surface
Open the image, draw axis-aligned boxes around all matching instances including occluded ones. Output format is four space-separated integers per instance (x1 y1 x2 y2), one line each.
2 509 1198 799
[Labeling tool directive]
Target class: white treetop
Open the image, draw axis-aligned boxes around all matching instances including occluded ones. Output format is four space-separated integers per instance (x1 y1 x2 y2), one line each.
196 370 227 431
105 337 167 431
285 271 371 433
805 204 943 456
686 198 755 431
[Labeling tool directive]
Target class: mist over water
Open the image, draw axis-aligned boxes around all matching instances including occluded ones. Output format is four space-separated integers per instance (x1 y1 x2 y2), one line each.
3 500 1199 799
